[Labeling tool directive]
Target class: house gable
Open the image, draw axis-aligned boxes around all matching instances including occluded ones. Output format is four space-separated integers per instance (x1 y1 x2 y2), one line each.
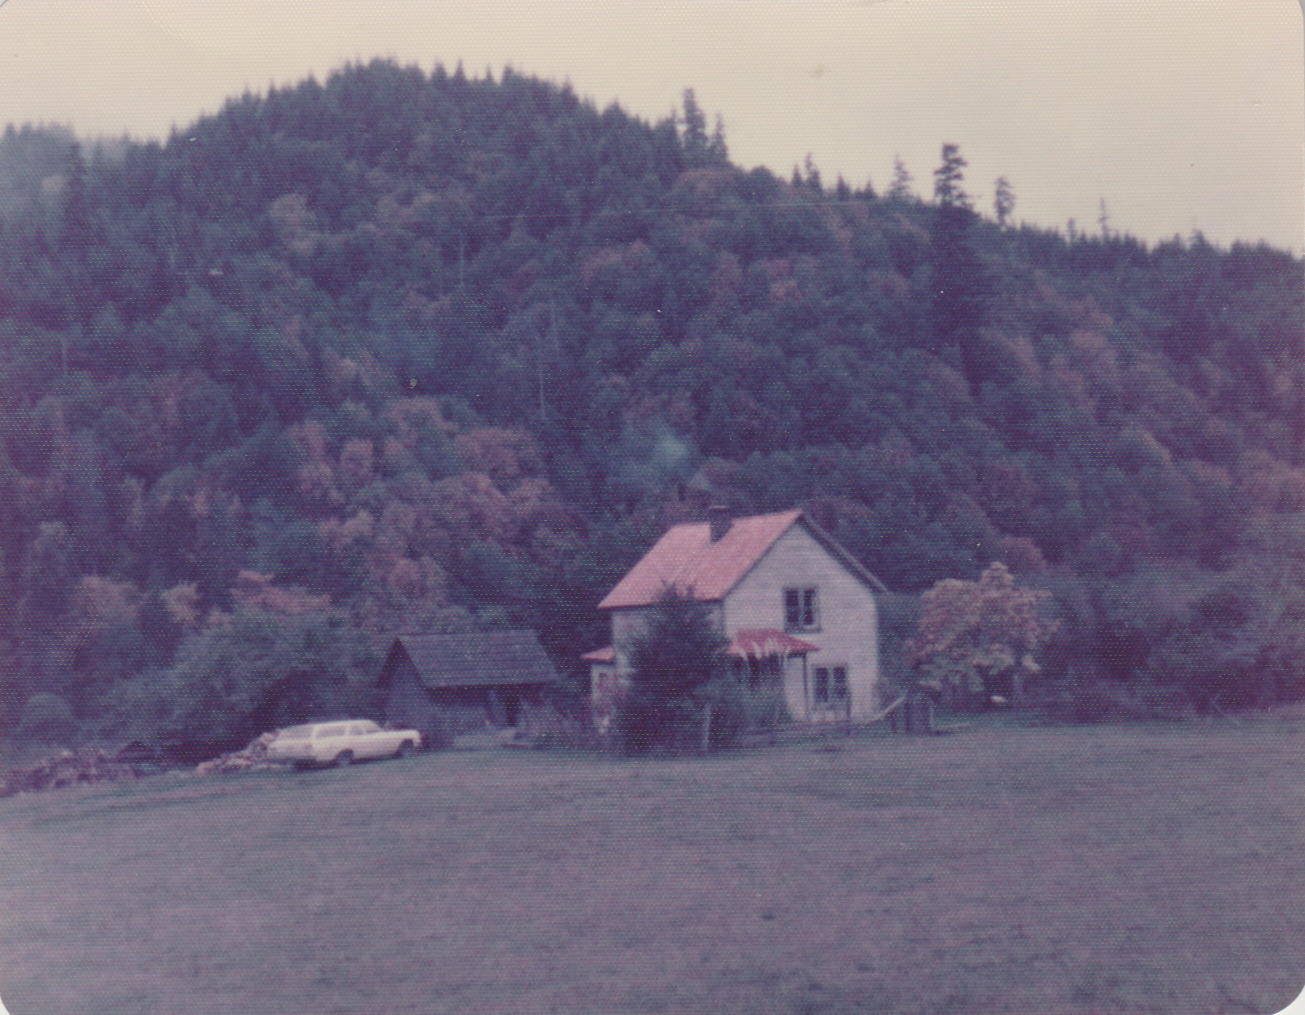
720 520 881 629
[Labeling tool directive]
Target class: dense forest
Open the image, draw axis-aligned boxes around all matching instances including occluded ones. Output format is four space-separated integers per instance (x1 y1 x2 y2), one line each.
0 61 1300 754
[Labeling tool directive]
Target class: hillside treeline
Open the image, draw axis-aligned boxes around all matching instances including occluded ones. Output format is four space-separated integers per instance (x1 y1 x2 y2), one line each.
0 60 1300 752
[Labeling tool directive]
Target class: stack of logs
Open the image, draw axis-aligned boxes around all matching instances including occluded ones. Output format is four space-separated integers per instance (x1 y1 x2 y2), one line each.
2 732 284 796
1 749 138 797
194 732 279 775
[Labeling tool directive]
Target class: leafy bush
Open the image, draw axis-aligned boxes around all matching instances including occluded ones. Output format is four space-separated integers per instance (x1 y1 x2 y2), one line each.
912 563 1057 708
105 609 377 759
16 693 79 745
421 709 455 752
1044 678 1195 724
515 704 601 750
612 697 703 754
699 678 791 749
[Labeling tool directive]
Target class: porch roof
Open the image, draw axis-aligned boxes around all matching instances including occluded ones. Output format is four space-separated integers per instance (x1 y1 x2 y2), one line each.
725 629 820 658
582 630 818 667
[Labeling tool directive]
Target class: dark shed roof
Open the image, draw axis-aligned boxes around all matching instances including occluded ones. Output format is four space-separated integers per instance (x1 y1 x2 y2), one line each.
380 631 559 690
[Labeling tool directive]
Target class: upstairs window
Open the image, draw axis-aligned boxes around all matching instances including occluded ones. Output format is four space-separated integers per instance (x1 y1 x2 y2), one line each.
784 587 819 630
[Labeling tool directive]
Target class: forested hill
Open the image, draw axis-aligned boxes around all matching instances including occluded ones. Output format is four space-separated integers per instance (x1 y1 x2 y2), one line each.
0 60 1301 750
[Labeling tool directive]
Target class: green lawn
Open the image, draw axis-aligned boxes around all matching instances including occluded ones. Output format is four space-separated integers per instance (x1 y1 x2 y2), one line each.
2 719 1304 1015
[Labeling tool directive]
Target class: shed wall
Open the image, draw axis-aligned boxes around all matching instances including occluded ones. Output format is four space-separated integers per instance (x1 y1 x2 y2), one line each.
383 654 448 744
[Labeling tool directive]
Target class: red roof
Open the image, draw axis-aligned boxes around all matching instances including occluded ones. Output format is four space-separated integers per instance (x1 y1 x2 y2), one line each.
726 629 820 658
599 510 804 609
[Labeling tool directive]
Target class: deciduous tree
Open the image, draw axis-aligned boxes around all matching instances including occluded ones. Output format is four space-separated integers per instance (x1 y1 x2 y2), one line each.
913 562 1057 706
107 609 375 757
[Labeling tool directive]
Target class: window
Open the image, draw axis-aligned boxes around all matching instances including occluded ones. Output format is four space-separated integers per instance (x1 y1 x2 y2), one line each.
784 587 819 630
813 666 848 705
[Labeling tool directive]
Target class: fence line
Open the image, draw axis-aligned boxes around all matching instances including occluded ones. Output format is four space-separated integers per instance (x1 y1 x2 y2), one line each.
734 694 912 747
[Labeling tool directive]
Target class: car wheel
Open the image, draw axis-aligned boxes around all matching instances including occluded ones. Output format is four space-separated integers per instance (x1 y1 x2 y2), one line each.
333 750 354 768
395 740 414 759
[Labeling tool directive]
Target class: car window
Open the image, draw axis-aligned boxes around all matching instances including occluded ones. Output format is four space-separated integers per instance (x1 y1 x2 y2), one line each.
316 725 347 738
277 726 313 739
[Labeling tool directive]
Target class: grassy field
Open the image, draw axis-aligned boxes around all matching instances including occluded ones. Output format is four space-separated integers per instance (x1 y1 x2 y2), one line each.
2 717 1304 1015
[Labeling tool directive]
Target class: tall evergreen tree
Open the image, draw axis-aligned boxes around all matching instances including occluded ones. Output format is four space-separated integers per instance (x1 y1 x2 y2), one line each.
928 144 989 393
933 143 970 209
679 88 722 167
615 587 728 753
993 176 1015 228
886 155 914 201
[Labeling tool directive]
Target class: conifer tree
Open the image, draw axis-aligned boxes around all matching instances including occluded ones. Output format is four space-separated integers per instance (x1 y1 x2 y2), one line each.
933 143 970 208
616 587 728 753
993 176 1015 228
886 155 914 201
680 88 710 166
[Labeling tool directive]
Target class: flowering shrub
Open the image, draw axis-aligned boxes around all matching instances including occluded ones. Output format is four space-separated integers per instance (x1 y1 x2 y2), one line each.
913 562 1058 707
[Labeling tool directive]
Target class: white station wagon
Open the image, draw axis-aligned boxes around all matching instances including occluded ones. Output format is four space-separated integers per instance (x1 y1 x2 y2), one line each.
266 719 422 769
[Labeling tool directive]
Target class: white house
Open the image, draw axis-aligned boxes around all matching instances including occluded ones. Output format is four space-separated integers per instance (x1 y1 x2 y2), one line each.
584 508 886 727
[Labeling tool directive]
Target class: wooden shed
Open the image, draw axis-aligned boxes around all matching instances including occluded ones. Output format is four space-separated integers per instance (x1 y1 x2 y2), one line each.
378 631 558 743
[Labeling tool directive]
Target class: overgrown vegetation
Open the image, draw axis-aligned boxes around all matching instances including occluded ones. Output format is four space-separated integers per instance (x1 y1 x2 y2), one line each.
613 587 728 753
911 562 1058 707
0 60 1299 753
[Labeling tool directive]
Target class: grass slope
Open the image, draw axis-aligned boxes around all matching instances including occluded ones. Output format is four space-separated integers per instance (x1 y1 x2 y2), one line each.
2 721 1304 1015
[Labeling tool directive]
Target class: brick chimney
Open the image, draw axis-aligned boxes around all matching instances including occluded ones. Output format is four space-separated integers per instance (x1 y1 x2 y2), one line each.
708 504 732 543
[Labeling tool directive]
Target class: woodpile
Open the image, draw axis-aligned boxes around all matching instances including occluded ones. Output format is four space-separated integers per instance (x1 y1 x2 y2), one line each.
0 732 286 796
194 732 280 775
1 749 138 798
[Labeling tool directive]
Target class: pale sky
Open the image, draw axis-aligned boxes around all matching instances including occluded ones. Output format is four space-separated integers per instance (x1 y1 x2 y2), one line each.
0 0 1300 255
